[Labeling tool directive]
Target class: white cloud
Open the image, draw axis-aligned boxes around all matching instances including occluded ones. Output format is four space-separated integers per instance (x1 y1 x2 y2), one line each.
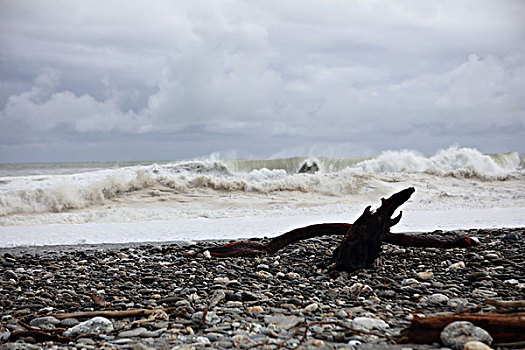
0 0 524 161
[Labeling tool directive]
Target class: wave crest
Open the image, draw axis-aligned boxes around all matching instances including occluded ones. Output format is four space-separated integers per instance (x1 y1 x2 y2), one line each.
355 147 520 180
0 147 522 217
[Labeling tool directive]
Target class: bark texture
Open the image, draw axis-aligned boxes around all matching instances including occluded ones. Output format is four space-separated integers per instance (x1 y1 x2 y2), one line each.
330 187 414 272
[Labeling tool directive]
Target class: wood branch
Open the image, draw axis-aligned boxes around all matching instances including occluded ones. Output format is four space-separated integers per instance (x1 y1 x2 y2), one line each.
204 224 478 258
18 319 66 334
47 307 176 320
201 187 479 266
385 231 480 248
205 223 352 257
331 187 415 272
8 329 71 343
486 299 525 308
397 312 525 344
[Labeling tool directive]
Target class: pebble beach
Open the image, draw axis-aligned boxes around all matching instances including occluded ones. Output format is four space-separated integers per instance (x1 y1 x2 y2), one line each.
1 227 524 350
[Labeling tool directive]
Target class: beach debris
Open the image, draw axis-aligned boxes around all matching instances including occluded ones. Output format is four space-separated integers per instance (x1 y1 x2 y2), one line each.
397 311 525 345
5 319 70 344
485 299 525 308
440 321 493 350
200 187 480 273
331 187 414 272
46 307 176 320
91 292 108 308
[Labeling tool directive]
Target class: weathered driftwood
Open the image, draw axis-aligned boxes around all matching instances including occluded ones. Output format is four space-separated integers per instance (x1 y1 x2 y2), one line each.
397 312 525 344
205 223 478 258
204 188 479 270
331 187 414 272
485 299 525 308
7 320 70 343
47 308 175 320
8 329 71 343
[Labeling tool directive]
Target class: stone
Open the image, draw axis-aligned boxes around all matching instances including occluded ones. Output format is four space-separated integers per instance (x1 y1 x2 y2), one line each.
246 306 265 313
472 288 497 298
502 232 519 241
264 315 304 330
310 339 324 347
3 270 18 280
303 302 319 313
348 282 373 294
415 271 434 280
208 290 225 308
449 261 466 270
191 311 220 325
133 343 155 350
255 270 272 279
213 277 230 284
225 301 243 307
440 321 493 350
204 332 222 342
29 316 60 329
118 327 147 338
464 341 494 350
402 278 420 285
448 298 470 308
196 336 211 345
426 293 449 305
287 272 301 279
351 317 389 331
232 334 256 348
63 317 114 338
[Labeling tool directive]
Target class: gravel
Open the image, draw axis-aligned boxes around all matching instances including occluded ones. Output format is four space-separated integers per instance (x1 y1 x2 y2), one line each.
1 227 523 349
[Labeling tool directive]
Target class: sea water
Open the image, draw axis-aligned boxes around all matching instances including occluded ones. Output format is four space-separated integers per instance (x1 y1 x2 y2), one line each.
0 147 524 247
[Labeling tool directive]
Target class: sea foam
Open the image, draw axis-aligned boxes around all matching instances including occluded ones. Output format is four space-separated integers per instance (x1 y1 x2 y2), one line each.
0 147 523 219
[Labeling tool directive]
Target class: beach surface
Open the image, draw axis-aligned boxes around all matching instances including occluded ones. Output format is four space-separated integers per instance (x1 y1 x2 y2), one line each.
1 227 523 349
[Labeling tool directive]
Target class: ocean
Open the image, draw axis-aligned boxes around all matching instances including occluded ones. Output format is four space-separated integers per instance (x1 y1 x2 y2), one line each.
1 147 524 248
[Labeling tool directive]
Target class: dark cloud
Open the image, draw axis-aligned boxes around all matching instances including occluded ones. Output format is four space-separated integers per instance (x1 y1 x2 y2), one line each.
1 1 524 162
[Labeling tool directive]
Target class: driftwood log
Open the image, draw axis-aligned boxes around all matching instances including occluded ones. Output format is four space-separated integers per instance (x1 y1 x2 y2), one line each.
203 187 479 272
398 312 525 344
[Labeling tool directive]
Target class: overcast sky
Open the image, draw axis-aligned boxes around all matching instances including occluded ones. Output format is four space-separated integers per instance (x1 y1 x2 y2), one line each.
1 1 524 163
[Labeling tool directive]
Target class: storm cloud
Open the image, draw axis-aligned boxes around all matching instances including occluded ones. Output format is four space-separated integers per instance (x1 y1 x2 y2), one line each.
1 1 524 162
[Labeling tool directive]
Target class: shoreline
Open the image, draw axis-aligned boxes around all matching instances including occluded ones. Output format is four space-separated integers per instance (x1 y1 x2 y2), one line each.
1 226 523 254
1 227 523 349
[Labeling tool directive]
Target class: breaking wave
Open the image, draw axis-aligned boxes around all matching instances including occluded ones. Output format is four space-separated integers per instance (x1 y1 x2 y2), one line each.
0 147 522 216
356 147 521 180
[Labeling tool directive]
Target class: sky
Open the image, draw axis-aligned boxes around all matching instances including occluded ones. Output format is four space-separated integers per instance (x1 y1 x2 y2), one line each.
1 1 524 163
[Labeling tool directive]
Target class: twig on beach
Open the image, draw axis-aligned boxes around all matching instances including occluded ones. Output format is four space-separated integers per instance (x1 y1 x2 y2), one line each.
6 320 71 344
47 307 176 320
486 299 525 308
200 308 208 328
